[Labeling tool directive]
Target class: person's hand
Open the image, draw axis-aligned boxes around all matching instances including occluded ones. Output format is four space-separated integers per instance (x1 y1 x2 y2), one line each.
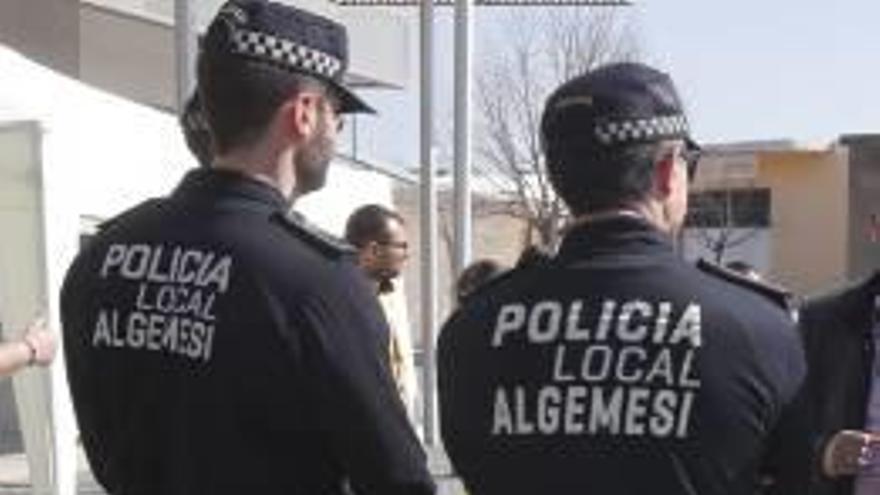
20 317 56 367
822 430 880 477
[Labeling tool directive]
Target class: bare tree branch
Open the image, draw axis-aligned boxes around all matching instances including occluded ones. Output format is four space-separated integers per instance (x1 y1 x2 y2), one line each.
687 188 763 263
473 7 639 249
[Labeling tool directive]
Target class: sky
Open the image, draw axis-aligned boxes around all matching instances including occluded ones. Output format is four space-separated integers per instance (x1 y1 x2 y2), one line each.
342 0 880 170
639 0 880 146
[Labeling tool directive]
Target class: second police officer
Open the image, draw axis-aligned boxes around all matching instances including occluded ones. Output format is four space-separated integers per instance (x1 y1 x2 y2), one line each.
438 62 809 495
60 1 434 494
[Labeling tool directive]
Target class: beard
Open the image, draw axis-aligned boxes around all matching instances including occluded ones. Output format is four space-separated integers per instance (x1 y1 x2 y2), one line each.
368 266 401 282
293 115 335 195
367 267 400 295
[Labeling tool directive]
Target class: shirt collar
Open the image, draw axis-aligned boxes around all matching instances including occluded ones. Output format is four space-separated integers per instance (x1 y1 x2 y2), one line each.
172 168 288 213
556 213 676 263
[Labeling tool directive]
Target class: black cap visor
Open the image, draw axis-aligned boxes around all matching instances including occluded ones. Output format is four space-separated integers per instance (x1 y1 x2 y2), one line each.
329 80 375 114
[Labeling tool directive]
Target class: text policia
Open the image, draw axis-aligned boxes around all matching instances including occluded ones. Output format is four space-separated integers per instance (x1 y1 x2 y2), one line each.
89 244 234 363
489 299 701 438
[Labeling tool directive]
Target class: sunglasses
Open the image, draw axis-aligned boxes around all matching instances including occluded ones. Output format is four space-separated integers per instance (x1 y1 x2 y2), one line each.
301 92 346 132
680 142 701 181
321 96 345 132
378 240 409 251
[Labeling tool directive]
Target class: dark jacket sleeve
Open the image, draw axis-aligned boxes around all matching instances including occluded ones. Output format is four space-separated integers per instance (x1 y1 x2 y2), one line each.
760 379 813 495
295 261 435 495
59 247 115 492
796 297 863 495
758 312 813 495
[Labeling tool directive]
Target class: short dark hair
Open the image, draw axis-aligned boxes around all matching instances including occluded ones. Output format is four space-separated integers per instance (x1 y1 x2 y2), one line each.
180 93 213 167
197 26 326 154
344 204 405 248
539 62 693 216
516 245 551 269
456 259 506 303
541 133 662 215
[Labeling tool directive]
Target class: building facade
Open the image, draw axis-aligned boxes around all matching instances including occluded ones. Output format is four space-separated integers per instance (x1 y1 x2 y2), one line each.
684 135 880 298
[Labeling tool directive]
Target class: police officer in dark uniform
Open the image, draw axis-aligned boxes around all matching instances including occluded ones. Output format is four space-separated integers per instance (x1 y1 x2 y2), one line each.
60 2 434 494
437 63 809 495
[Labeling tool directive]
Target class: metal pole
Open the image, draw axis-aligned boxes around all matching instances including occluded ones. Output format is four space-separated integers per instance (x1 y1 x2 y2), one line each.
352 114 359 160
175 0 197 112
419 0 438 447
452 0 473 277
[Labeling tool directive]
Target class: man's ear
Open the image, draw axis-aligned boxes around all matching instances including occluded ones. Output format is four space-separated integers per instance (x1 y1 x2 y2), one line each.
654 146 676 198
279 93 320 140
368 240 383 258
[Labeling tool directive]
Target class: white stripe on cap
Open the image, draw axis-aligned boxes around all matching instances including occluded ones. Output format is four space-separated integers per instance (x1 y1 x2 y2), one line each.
231 28 343 80
594 114 689 145
219 3 248 25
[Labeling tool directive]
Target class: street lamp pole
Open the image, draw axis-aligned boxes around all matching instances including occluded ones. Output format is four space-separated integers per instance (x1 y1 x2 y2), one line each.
175 0 197 112
453 0 474 279
419 0 439 446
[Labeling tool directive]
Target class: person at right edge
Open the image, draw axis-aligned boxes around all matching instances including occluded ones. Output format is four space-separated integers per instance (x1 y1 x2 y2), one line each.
799 274 880 495
437 62 810 495
60 1 433 494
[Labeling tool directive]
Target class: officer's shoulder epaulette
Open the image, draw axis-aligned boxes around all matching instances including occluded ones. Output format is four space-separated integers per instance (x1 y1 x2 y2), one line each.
695 258 794 312
97 198 164 232
271 212 356 260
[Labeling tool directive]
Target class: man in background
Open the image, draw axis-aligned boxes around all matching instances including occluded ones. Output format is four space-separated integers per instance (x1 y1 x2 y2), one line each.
800 274 880 495
345 204 418 421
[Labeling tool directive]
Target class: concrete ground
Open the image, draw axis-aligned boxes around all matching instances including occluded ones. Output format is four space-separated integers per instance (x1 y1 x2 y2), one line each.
0 449 103 494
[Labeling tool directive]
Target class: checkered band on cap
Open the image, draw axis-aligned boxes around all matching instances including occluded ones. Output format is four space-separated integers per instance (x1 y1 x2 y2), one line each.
594 114 689 146
230 28 344 80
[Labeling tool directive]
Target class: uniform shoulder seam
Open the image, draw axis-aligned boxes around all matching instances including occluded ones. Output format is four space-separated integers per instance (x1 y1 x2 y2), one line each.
97 198 164 232
271 212 356 260
694 258 794 313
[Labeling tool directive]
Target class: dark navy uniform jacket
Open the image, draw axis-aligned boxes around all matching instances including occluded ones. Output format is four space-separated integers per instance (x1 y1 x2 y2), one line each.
61 169 434 495
438 215 808 495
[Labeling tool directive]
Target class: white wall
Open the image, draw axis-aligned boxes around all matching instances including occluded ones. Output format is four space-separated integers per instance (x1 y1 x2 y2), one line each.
0 0 80 77
0 121 67 495
80 4 176 111
0 45 190 495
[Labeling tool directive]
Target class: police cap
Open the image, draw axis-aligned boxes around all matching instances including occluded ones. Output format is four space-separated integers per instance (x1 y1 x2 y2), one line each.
541 62 697 156
202 0 374 114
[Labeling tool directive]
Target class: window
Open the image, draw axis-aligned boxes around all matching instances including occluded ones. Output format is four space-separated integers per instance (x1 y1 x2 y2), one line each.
686 188 771 228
